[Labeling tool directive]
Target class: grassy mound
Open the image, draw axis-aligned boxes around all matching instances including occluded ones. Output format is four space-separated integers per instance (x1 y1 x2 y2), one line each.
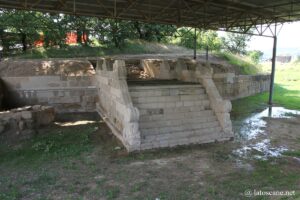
215 52 262 75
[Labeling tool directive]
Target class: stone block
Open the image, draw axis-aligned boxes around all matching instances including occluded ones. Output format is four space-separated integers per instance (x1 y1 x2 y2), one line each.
0 123 5 134
21 111 32 119
18 120 25 130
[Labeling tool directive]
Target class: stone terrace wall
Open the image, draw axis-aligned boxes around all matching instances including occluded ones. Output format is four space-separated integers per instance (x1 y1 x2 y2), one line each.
0 79 4 110
95 59 141 151
213 73 270 100
0 60 97 113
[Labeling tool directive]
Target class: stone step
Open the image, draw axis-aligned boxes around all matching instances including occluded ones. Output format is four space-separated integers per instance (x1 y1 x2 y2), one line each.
132 94 208 104
141 128 223 149
144 127 222 142
134 99 210 109
139 106 209 116
129 87 205 98
141 121 220 135
139 110 214 121
139 115 217 129
129 84 204 90
141 132 222 149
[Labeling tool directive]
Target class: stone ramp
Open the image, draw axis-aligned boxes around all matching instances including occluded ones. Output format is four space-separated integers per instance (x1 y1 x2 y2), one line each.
129 83 224 150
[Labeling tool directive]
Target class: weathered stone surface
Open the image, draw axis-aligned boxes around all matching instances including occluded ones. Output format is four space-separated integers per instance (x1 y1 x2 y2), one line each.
213 73 270 100
0 79 4 110
1 60 97 113
96 58 234 151
0 123 4 134
1 57 268 150
0 105 55 142
21 111 32 119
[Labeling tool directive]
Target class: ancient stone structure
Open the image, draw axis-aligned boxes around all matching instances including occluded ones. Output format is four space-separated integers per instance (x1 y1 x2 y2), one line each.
0 60 97 113
213 73 271 100
0 79 4 110
0 105 55 142
95 58 234 151
0 57 270 151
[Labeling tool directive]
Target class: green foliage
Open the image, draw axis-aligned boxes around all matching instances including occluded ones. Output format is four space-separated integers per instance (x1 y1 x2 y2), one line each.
172 28 222 51
247 50 264 64
201 30 222 51
216 51 261 75
13 40 189 59
98 20 136 48
132 22 176 42
0 9 43 53
0 9 177 54
173 28 195 49
2 9 257 57
0 124 95 165
222 29 252 55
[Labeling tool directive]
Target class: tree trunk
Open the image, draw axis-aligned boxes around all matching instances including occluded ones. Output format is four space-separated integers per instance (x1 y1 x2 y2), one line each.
83 30 89 46
21 33 27 52
134 22 144 39
77 30 82 45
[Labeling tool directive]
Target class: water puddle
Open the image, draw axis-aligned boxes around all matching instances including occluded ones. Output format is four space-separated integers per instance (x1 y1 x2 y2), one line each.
233 107 300 160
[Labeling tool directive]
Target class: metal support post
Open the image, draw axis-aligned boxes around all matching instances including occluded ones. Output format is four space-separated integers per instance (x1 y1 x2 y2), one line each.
193 28 197 60
268 35 277 105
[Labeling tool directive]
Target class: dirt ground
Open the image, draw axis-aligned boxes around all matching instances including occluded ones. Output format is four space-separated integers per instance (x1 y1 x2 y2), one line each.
0 60 95 77
0 111 299 200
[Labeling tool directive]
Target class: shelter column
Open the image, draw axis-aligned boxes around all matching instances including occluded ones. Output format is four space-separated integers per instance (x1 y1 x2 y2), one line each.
194 28 197 60
268 35 277 105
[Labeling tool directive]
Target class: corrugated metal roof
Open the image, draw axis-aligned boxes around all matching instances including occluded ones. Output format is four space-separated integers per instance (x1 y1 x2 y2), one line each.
0 0 299 29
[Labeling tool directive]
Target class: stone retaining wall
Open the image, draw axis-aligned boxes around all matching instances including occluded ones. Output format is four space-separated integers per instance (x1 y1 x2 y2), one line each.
0 105 55 142
0 79 4 110
0 59 270 114
0 60 97 113
2 76 97 113
95 59 141 151
213 73 270 100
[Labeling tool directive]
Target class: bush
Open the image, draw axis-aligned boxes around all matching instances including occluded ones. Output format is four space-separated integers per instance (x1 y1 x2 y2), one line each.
247 50 264 64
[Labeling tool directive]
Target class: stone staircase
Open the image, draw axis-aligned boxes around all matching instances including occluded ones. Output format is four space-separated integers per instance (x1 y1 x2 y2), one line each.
128 83 224 150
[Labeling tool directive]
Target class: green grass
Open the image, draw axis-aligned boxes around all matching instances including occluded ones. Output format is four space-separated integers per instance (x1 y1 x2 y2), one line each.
0 122 299 199
0 123 95 166
216 51 262 75
232 60 300 115
8 40 189 59
204 159 300 199
283 150 300 157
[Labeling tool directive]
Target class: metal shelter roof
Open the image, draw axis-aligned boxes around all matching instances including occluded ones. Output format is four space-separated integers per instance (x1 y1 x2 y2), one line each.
0 0 299 31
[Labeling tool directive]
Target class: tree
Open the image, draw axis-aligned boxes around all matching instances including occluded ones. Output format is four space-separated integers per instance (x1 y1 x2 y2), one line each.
247 50 264 64
0 10 43 52
92 19 134 48
222 29 252 55
200 30 222 51
42 14 68 48
173 28 222 51
133 22 176 42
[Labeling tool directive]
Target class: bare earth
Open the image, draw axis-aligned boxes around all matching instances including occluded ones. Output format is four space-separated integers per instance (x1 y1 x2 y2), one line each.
0 114 299 199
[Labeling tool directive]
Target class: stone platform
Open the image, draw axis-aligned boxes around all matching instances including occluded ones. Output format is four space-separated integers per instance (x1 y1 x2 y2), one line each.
0 57 270 151
95 58 233 151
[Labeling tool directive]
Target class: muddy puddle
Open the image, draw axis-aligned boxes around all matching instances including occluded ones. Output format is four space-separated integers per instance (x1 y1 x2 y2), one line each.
232 107 300 160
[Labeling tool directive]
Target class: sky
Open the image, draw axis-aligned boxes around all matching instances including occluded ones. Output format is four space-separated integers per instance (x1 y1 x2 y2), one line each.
219 21 300 59
249 22 300 55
